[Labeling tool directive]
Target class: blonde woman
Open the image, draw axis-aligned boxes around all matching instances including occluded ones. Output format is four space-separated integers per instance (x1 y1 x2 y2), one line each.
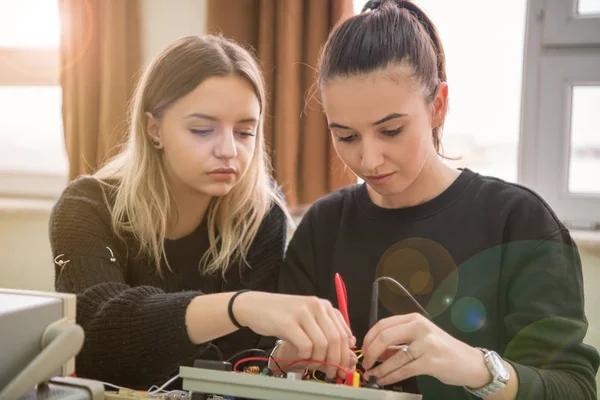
50 35 355 389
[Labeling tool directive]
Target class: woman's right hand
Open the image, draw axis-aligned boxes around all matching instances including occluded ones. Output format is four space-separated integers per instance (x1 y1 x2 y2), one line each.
233 291 357 379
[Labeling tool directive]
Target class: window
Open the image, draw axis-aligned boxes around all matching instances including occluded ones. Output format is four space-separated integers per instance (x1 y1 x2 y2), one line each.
521 0 600 228
352 0 528 183
569 86 600 195
0 0 68 199
578 0 600 15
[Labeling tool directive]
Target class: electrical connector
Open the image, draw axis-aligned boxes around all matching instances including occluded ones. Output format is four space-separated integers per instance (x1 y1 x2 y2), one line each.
287 372 302 380
366 375 380 389
344 371 355 386
352 372 360 388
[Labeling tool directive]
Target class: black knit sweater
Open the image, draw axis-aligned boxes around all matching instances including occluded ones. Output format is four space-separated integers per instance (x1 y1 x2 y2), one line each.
49 177 287 389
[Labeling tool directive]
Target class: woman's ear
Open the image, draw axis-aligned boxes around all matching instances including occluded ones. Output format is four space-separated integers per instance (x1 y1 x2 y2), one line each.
431 82 448 129
145 112 163 149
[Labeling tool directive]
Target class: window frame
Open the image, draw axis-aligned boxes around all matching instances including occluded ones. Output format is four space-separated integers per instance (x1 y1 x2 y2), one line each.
543 0 600 46
519 0 600 229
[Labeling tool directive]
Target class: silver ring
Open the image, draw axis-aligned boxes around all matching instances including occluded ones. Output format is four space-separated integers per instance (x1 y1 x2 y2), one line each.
400 344 414 361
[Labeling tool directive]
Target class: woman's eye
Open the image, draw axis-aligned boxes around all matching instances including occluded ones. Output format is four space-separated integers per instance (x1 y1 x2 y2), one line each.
382 127 404 137
190 129 214 135
336 134 356 143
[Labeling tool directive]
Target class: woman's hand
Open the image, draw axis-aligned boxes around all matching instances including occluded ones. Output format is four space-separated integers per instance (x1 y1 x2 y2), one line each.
361 313 492 388
233 291 357 379
273 338 358 379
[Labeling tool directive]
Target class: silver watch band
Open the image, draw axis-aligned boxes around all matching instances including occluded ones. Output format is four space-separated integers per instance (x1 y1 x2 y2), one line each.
464 348 509 398
465 380 506 398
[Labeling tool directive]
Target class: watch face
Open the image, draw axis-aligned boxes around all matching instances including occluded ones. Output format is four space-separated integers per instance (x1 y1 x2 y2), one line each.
488 351 510 381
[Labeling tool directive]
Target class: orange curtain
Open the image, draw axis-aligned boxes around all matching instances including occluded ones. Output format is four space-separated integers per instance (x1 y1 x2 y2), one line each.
207 0 355 207
58 0 142 180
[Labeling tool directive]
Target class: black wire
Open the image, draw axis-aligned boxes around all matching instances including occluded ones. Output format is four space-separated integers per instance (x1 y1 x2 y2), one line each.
268 354 283 372
204 343 223 361
374 276 432 320
226 348 269 363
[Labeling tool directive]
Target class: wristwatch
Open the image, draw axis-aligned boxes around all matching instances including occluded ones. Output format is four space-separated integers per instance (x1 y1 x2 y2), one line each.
464 348 510 398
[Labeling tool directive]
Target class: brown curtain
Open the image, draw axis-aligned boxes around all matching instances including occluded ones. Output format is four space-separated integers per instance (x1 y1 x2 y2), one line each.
207 0 355 208
58 0 142 181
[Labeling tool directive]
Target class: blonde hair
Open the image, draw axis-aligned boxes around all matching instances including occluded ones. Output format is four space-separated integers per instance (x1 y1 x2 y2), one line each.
95 35 291 276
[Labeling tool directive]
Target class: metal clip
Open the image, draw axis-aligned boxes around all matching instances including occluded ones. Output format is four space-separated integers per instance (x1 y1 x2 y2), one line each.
106 247 116 263
53 254 71 269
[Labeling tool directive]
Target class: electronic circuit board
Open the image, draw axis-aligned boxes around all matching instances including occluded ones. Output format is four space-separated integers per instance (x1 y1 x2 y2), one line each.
179 366 422 400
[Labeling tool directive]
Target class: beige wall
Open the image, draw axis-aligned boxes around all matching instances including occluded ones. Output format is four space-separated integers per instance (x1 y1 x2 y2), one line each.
0 204 55 292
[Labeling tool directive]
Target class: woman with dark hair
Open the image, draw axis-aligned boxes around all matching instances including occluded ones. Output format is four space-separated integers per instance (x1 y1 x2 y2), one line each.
276 1 599 399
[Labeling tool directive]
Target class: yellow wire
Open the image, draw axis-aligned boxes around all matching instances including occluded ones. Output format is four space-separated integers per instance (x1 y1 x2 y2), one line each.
311 369 325 383
354 349 363 360
309 351 363 384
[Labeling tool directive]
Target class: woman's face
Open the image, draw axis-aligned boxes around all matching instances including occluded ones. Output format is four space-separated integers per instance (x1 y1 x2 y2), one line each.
320 67 447 199
147 75 260 198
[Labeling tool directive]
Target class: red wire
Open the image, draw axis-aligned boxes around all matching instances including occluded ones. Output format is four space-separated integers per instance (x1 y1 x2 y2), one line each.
232 356 351 375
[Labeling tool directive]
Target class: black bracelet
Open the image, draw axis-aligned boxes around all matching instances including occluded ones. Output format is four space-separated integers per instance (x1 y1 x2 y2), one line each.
228 289 250 329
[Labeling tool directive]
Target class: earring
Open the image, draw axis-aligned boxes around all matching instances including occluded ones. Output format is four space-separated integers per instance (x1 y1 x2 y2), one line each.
151 139 161 147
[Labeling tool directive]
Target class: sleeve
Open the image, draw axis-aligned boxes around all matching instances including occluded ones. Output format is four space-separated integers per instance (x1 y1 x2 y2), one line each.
278 203 321 297
499 197 599 400
49 178 207 389
212 199 290 356
279 193 343 299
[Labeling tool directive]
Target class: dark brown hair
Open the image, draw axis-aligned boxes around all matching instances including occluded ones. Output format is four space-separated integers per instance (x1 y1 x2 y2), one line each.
318 0 448 153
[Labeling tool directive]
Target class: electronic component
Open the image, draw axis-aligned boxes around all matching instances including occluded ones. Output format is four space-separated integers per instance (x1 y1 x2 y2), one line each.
0 288 83 400
180 366 422 399
193 360 232 372
344 371 355 386
286 372 302 380
104 390 191 400
20 376 104 400
366 375 380 389
352 372 361 388
243 366 260 374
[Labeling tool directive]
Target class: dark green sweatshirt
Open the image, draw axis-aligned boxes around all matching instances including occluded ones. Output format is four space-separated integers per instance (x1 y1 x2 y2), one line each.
279 168 599 399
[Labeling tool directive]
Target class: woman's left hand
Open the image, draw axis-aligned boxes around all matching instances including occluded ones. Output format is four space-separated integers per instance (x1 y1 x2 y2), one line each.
361 313 492 388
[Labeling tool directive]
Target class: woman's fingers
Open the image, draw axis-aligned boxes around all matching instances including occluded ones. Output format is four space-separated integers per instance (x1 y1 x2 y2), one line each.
326 306 355 376
369 355 424 386
374 345 403 363
362 318 420 369
332 307 353 339
264 295 358 377
315 307 342 378
364 345 414 379
299 303 328 363
279 323 313 362
362 314 416 351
